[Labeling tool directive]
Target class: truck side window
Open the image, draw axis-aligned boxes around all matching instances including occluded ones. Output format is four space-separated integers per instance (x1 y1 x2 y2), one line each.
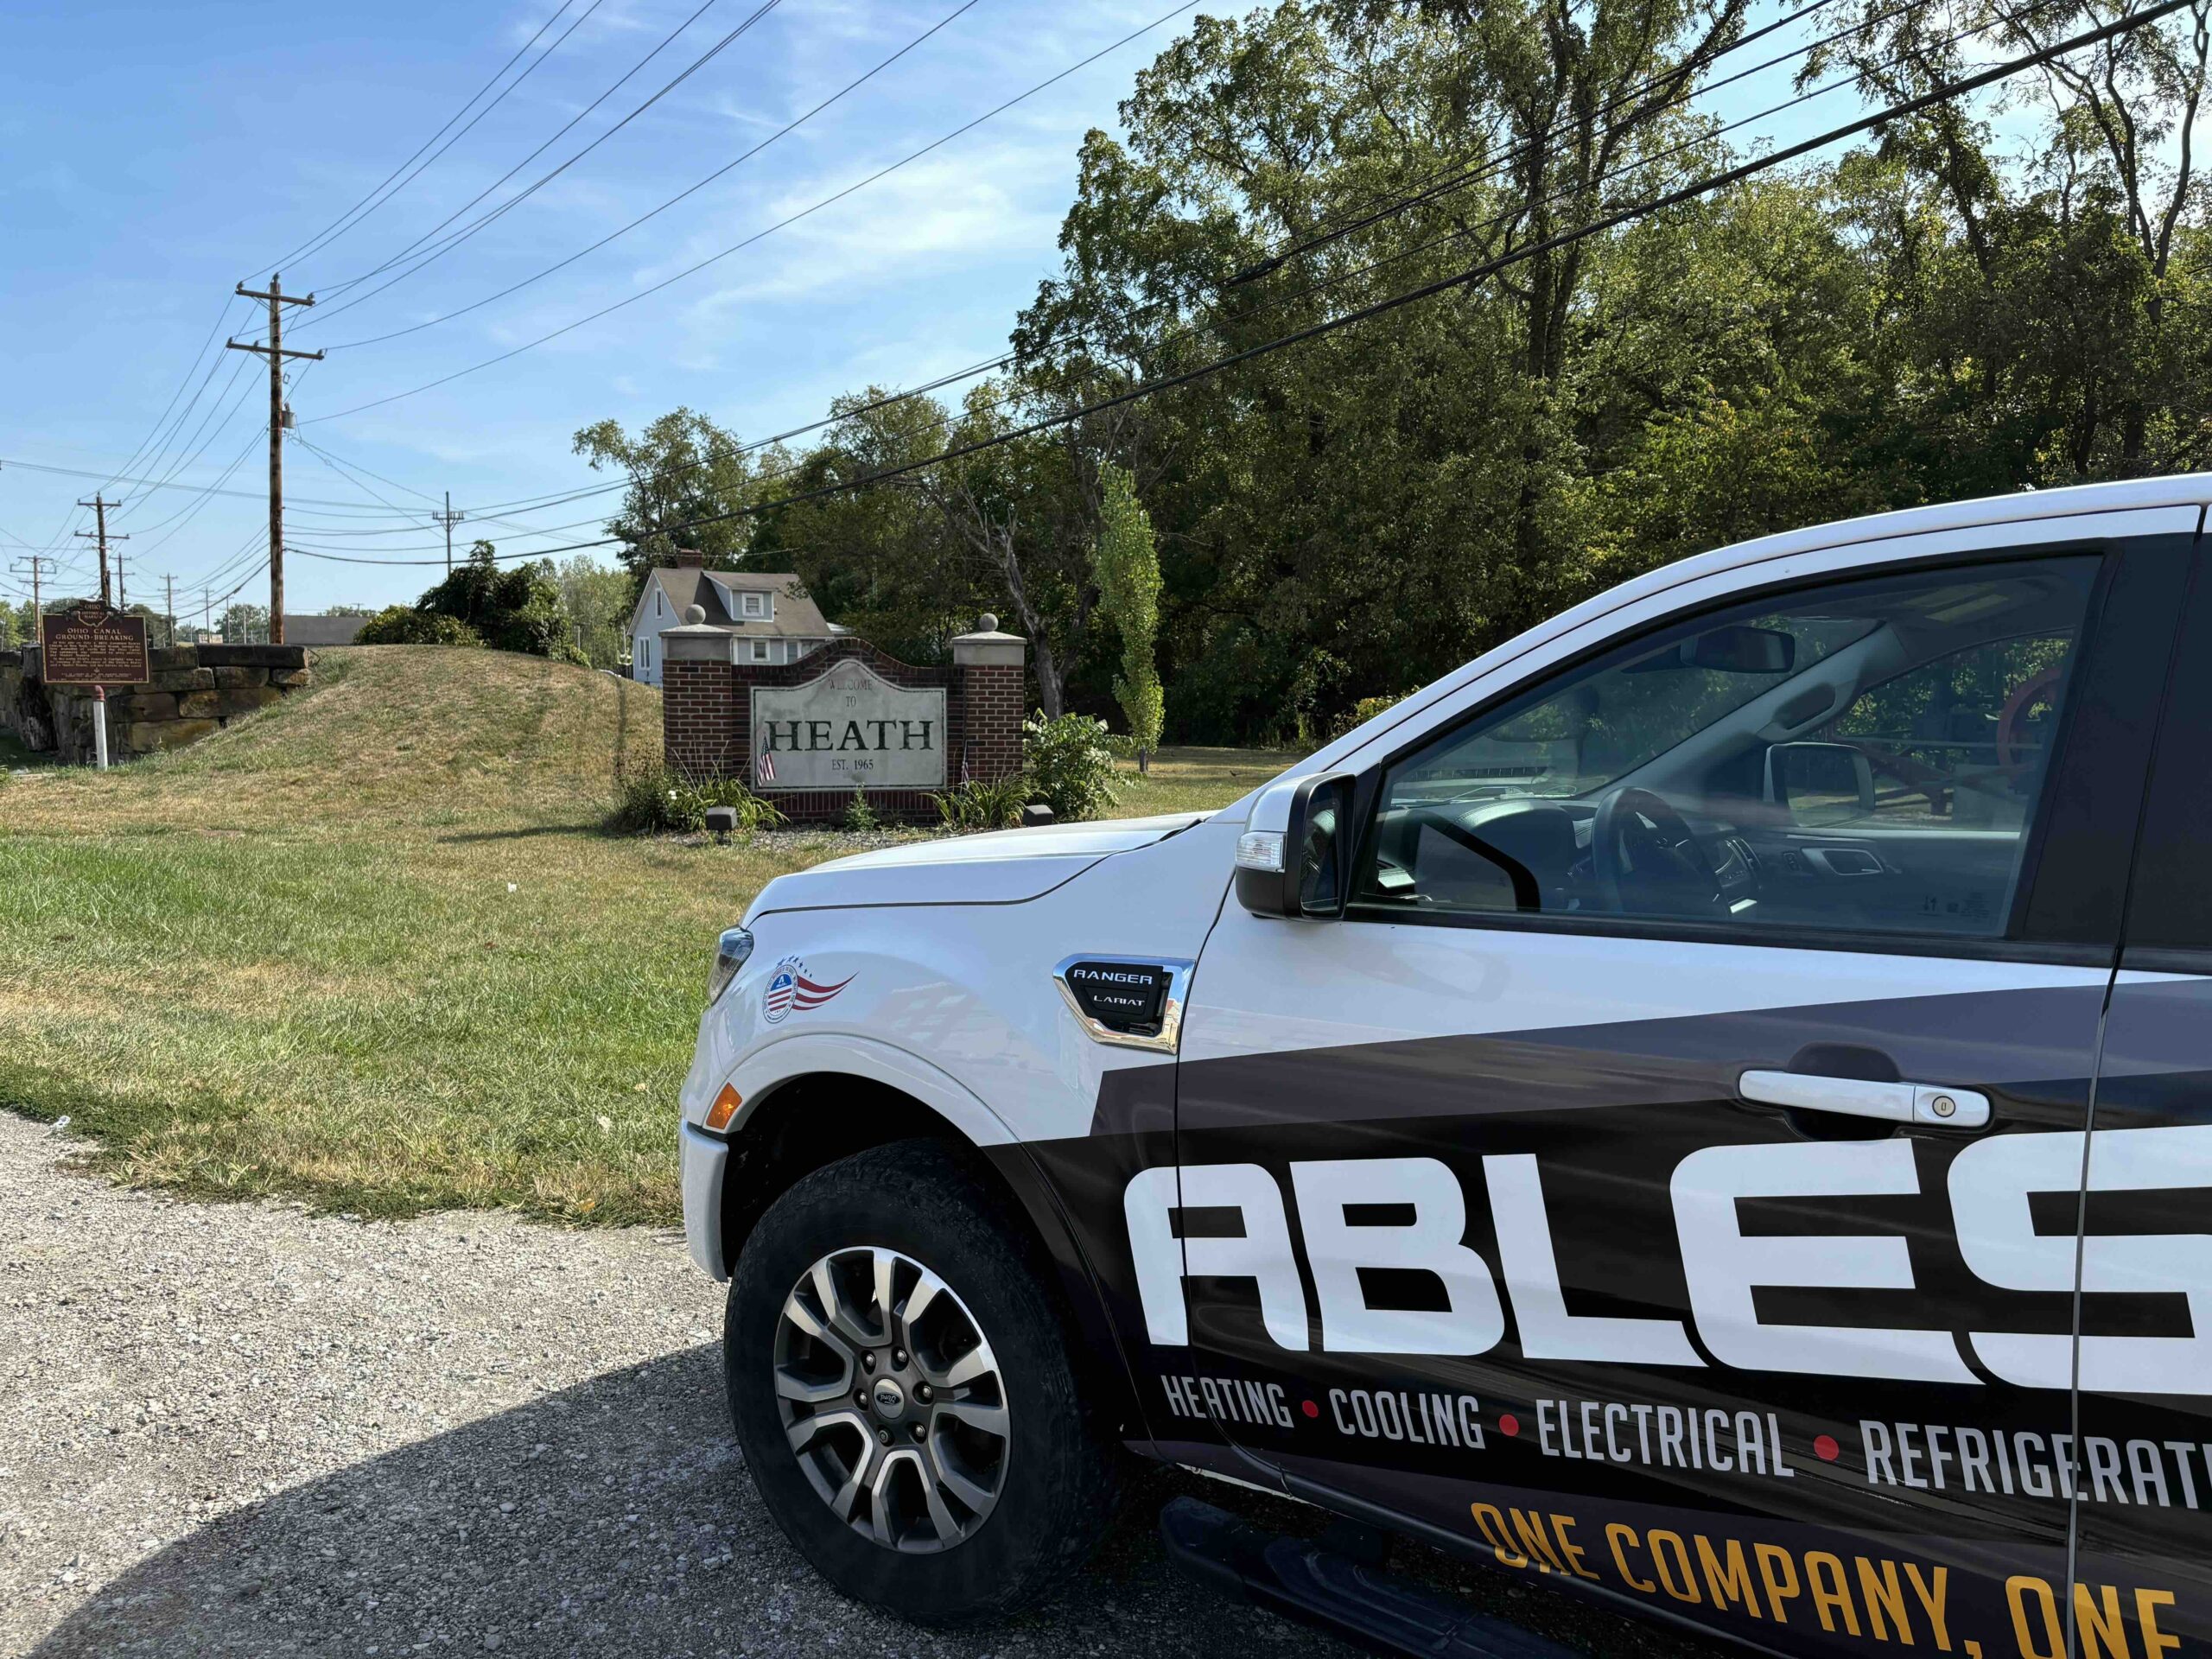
1350 556 2100 943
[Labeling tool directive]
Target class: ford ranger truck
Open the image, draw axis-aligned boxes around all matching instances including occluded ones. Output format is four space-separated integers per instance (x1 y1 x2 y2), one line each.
679 475 2212 1656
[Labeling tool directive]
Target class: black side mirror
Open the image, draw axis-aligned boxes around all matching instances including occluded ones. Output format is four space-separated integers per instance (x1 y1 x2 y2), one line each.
1236 773 1355 918
1765 741 1875 826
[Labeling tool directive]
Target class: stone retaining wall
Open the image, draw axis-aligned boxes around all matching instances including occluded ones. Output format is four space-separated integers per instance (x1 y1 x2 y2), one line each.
0 644 312 765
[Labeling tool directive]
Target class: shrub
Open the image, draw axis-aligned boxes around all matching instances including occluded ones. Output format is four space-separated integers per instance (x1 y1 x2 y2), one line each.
1021 711 1119 821
1330 690 1414 739
931 777 1028 832
356 606 484 648
607 763 785 836
842 782 879 832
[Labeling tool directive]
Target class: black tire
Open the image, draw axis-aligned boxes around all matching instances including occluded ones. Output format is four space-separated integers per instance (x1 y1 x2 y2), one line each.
725 1139 1117 1624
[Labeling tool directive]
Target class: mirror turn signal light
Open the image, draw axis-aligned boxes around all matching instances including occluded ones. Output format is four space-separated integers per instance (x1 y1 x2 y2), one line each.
704 1084 744 1133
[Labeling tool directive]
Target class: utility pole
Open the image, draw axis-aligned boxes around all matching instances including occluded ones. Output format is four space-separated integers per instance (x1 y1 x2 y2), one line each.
111 551 130 610
9 554 56 641
162 573 177 646
74 493 125 607
227 273 322 646
431 491 465 575
202 588 213 642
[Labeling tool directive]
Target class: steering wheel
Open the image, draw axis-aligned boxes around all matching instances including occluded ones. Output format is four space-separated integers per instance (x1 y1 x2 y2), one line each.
1590 786 1724 915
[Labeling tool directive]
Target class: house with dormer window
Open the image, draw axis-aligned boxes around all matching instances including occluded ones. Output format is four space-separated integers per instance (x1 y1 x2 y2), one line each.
626 553 841 686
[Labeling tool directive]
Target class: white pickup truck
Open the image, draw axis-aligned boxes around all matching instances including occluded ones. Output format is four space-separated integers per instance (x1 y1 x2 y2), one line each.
677 476 2212 1657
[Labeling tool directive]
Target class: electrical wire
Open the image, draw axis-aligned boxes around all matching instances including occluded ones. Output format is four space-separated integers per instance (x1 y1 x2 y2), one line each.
284 0 2187 568
397 0 1910 524
308 0 976 348
300 0 1192 409
339 0 2006 544
251 0 588 279
302 0 779 321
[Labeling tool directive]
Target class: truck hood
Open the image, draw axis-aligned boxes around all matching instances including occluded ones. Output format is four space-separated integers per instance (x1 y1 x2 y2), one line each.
746 811 1211 914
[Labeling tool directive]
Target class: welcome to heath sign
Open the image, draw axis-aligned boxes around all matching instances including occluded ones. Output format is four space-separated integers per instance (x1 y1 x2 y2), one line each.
753 660 947 790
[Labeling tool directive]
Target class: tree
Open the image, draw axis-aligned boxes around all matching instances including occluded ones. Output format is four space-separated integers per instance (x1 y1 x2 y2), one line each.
571 409 788 579
221 603 269 645
556 556 633 670
415 542 584 663
1090 465 1166 768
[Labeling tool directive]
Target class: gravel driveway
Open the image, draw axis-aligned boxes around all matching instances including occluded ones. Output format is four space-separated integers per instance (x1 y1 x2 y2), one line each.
0 1115 1700 1659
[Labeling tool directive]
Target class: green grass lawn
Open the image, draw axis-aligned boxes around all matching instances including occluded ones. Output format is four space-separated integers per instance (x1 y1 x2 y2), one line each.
0 647 1294 1224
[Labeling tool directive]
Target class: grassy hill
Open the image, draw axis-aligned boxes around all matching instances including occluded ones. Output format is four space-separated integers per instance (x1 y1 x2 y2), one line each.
0 646 1289 1223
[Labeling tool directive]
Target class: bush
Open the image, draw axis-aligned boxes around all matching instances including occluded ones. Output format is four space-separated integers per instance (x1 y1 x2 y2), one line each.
842 782 879 833
1021 711 1119 821
931 777 1029 831
355 606 484 648
413 543 587 664
1330 690 1414 738
607 764 786 836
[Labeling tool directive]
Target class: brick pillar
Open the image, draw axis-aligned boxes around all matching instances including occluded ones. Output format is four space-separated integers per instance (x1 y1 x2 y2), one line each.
661 607 737 777
950 613 1026 784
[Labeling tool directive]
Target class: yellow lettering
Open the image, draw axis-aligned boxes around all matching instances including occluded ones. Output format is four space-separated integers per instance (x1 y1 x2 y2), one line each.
2137 1588 2179 1659
1904 1561 1952 1652
2075 1581 2131 1659
1548 1514 1600 1581
1857 1556 1912 1645
1754 1542 1801 1624
1695 1535 1762 1618
1805 1552 1862 1637
1606 1522 1655 1594
1469 1503 1528 1570
1648 1529 1703 1605
2007 1576 2064 1659
1509 1508 1567 1576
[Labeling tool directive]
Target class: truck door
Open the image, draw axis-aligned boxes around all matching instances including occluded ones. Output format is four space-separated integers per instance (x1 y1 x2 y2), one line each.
2069 513 2212 1659
1149 519 2192 1656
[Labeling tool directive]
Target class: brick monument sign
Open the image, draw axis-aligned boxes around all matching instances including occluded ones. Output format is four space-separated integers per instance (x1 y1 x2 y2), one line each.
659 609 1025 823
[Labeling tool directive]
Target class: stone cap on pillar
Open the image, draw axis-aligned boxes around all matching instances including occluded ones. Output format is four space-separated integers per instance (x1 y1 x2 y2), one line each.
661 603 736 662
950 613 1026 667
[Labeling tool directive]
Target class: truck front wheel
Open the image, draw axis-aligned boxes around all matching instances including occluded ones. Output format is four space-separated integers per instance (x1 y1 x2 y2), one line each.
725 1139 1117 1623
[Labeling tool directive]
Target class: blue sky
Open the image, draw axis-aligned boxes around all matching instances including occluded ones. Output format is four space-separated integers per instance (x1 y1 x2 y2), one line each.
0 0 2044 620
0 0 1205 615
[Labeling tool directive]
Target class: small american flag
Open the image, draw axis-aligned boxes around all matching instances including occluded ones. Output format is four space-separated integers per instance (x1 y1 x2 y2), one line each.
959 749 971 785
755 748 777 785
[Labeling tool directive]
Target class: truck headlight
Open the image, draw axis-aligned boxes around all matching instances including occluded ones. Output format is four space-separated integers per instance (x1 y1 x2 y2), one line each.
708 926 754 1007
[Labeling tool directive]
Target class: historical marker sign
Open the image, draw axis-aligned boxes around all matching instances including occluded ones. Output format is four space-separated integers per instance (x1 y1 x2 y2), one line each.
753 659 947 790
41 603 150 687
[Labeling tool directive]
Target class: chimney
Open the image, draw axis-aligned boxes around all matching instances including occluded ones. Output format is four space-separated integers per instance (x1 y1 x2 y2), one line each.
671 547 707 568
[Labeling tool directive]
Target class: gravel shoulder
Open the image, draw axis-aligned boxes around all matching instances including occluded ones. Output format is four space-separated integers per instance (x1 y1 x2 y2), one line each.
0 1114 1704 1659
0 1115 1353 1658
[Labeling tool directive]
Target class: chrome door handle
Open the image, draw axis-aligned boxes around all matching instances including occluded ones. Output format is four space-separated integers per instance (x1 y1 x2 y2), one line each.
1738 1070 1991 1128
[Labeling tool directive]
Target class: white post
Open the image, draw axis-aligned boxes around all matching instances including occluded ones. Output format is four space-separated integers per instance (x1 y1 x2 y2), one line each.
92 685 110 771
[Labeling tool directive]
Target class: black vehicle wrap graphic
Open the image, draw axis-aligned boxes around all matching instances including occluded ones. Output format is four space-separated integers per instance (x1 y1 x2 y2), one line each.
1024 982 2212 1659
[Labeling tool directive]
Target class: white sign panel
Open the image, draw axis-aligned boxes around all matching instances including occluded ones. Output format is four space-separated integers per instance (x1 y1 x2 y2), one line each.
751 659 947 791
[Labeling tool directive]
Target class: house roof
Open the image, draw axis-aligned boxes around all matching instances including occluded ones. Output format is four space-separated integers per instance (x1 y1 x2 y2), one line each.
285 613 367 646
630 568 832 638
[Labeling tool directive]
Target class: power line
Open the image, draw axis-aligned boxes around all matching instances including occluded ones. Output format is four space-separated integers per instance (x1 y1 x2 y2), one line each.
283 0 2188 569
335 0 1985 546
402 0 1911 527
302 0 780 322
252 0 587 279
301 0 1194 410
307 0 967 348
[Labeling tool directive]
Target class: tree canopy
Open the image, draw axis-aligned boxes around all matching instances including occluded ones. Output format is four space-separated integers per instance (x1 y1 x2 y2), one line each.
583 0 2211 743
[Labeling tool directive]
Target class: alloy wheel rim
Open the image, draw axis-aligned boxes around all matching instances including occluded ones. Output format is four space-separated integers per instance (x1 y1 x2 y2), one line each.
772 1246 1011 1553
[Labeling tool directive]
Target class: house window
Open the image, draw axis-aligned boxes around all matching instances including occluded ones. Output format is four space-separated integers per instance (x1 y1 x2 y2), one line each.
639 638 651 671
751 639 772 663
741 592 767 619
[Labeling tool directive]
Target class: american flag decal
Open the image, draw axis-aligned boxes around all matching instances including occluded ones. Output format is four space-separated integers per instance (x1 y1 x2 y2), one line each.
755 747 777 785
760 957 852 1025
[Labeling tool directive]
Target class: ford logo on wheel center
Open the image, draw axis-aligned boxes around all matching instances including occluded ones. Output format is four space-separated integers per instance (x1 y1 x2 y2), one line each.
677 479 2212 1656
